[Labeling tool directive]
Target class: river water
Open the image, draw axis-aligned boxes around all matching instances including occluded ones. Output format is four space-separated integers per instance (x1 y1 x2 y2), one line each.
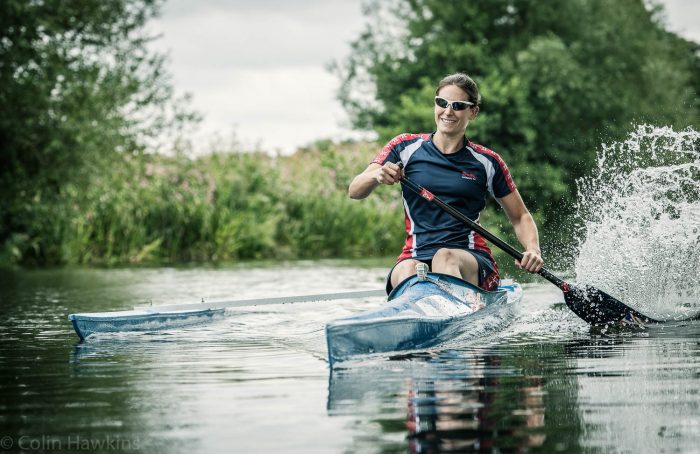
2 125 699 453
1 263 698 453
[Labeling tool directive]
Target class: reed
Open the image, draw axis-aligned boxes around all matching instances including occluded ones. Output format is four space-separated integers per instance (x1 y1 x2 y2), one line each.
3 141 411 266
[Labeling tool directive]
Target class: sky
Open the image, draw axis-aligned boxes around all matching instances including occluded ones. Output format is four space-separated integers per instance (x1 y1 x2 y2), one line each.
147 0 700 155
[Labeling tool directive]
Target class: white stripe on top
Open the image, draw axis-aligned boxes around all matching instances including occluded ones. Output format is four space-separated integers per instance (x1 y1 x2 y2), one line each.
468 147 495 197
400 139 424 167
399 138 423 257
467 213 480 249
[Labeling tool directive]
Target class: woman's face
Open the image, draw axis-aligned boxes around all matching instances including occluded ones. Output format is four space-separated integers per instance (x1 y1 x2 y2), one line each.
434 84 477 136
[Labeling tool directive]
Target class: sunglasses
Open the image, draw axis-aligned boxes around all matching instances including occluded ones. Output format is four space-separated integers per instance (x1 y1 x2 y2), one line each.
434 96 474 111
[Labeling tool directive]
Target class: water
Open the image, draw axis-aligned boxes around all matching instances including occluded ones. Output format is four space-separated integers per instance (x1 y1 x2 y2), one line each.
574 125 700 320
2 125 699 452
1 264 699 453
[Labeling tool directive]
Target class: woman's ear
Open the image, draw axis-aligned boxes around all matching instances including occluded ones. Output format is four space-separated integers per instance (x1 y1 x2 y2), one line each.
471 106 479 119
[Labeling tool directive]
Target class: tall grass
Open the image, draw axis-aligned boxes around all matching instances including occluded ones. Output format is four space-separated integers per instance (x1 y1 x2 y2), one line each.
4 138 551 273
3 141 407 266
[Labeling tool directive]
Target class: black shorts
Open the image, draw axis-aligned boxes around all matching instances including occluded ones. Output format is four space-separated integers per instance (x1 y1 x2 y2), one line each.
385 249 499 295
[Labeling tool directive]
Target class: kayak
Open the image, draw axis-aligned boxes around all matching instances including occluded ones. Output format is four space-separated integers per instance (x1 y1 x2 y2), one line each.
68 308 225 341
325 272 522 365
66 289 387 341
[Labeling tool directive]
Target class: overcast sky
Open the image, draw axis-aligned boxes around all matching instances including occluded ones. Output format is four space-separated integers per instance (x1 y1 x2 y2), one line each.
147 0 700 155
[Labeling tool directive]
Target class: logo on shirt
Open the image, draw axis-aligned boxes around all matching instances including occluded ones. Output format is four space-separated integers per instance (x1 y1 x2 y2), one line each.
420 188 435 201
461 171 477 181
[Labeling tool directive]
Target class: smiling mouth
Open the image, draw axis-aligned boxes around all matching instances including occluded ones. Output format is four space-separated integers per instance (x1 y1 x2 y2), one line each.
440 117 457 124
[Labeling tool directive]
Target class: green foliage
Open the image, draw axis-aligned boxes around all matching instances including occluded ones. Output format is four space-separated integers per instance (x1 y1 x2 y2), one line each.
0 0 197 263
334 0 700 245
0 142 406 266
274 142 405 259
4 0 699 268
0 0 406 266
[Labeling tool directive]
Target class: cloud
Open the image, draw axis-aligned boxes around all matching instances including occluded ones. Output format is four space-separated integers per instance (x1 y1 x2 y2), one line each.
147 0 368 153
656 0 700 42
148 0 699 155
191 66 361 152
150 0 365 68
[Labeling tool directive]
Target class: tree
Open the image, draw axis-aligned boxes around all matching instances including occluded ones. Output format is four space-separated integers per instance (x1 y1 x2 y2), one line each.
0 0 197 263
334 0 699 243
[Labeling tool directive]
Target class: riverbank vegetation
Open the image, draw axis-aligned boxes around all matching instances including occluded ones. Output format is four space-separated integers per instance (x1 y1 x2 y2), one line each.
2 142 409 265
2 0 699 267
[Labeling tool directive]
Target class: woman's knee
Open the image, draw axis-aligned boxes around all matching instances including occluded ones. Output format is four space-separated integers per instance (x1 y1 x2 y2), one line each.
433 248 459 266
433 249 478 282
390 259 422 286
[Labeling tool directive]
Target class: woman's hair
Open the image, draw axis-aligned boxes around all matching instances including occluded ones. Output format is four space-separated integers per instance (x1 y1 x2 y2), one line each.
435 73 481 107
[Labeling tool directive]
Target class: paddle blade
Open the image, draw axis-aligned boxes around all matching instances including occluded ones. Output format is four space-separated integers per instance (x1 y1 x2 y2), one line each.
563 284 659 325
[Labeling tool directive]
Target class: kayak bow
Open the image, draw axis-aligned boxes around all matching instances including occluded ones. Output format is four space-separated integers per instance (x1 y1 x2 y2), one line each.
325 272 522 365
68 308 225 340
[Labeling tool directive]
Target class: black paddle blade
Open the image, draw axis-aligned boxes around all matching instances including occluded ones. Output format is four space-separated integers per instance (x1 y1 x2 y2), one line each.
563 284 659 325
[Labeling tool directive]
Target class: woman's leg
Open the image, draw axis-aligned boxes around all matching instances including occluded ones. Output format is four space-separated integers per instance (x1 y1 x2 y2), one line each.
389 258 425 289
431 248 480 286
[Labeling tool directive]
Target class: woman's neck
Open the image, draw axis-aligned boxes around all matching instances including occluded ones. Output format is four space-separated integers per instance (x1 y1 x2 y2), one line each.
433 131 464 155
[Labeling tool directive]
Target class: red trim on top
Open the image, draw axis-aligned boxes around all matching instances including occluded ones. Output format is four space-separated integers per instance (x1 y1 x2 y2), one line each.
472 232 500 291
398 210 414 261
371 133 431 165
472 231 492 256
468 142 516 192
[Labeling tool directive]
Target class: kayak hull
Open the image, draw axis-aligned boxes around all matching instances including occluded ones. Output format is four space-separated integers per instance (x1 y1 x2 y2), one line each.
325 273 522 365
68 308 225 341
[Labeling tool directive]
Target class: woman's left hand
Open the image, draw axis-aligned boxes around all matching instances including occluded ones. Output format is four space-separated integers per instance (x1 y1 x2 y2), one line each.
515 249 543 273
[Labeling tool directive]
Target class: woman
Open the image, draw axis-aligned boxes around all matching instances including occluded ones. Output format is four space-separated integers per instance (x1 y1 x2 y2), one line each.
348 73 543 294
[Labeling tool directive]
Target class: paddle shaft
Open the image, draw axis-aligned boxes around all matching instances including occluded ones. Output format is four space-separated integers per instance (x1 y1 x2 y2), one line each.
398 172 568 291
397 166 668 325
134 288 386 312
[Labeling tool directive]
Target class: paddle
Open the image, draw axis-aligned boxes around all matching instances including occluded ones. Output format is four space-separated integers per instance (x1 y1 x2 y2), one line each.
397 167 658 325
134 289 386 312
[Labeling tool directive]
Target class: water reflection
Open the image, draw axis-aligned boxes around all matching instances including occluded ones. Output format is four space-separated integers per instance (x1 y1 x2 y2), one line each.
561 324 700 453
2 267 698 452
405 359 546 452
328 350 550 453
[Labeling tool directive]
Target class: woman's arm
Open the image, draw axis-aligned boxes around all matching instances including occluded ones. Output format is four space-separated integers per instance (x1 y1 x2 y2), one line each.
497 190 544 273
348 162 403 199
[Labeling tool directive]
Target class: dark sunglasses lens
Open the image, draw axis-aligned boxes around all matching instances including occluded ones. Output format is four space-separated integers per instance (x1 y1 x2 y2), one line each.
435 97 448 108
435 97 470 110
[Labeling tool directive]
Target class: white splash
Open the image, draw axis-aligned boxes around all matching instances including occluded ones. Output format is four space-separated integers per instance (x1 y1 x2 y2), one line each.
574 125 700 320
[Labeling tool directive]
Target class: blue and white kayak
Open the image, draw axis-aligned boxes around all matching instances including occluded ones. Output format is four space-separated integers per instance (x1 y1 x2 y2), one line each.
325 273 522 365
66 289 387 341
68 308 225 341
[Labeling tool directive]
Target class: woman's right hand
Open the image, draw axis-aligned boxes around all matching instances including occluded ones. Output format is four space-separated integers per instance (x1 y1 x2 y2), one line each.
375 162 404 185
